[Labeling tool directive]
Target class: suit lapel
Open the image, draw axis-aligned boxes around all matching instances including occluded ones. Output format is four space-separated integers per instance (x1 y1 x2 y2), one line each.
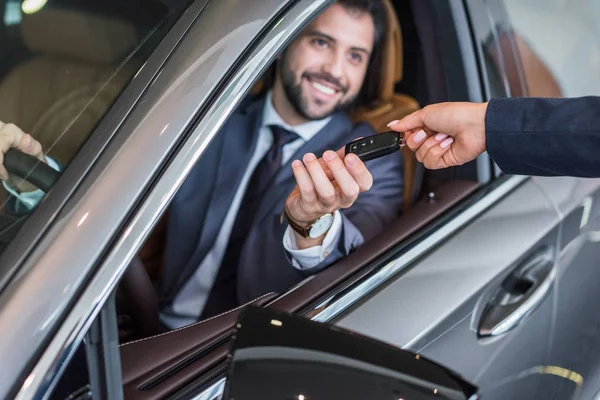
171 98 265 294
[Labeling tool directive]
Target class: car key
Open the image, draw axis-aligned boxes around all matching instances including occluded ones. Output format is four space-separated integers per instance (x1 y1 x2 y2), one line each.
345 131 406 162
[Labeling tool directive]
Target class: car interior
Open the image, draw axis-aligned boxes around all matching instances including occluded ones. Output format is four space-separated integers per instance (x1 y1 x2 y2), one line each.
0 0 171 254
116 1 483 398
0 0 486 398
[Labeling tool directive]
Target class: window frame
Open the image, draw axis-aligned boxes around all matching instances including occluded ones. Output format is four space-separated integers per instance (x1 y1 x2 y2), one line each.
6 0 319 399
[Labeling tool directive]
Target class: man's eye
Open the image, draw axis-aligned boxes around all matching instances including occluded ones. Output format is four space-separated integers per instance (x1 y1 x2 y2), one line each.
349 52 363 63
313 38 329 48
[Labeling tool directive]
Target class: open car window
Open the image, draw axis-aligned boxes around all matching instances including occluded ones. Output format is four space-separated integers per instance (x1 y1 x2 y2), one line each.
0 0 190 256
135 0 482 336
116 0 487 397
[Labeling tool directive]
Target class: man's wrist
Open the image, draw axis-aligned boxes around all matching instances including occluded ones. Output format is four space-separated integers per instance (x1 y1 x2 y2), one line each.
283 207 335 240
284 206 314 228
284 210 342 254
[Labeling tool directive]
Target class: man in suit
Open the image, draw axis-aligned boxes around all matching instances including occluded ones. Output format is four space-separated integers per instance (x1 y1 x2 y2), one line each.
0 0 404 328
388 97 600 177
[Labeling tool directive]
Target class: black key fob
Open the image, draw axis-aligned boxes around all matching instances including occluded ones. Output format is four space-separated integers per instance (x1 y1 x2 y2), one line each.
345 131 405 162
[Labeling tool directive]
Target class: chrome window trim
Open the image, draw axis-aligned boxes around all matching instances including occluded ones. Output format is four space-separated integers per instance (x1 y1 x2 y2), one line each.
309 175 529 324
13 0 332 399
190 378 226 400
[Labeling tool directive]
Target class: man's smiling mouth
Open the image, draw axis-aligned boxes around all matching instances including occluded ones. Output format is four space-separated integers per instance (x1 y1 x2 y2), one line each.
311 81 336 95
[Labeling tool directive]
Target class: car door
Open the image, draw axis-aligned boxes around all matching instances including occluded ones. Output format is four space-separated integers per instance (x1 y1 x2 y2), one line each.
1 1 573 400
113 0 560 398
329 0 563 399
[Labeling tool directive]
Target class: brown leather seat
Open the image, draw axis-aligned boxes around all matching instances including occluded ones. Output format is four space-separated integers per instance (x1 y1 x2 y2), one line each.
0 8 136 211
351 0 421 210
0 9 137 167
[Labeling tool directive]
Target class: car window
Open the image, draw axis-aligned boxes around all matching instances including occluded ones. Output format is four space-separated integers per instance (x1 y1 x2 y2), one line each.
0 0 191 256
503 0 600 97
133 0 481 336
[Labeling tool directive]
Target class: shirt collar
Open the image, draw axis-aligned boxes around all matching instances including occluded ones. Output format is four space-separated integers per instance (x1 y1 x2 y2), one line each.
261 90 332 142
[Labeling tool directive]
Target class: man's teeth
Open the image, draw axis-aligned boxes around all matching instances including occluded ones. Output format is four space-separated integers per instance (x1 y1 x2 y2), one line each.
311 81 336 95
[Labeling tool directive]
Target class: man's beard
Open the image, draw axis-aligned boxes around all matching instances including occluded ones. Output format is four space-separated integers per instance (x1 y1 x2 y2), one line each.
279 57 358 121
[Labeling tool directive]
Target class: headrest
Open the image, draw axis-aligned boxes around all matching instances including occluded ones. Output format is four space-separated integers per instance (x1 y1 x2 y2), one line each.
21 9 137 65
379 0 403 100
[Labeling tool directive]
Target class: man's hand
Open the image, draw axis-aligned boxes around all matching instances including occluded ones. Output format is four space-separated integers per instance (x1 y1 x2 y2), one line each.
285 147 372 249
387 102 488 169
0 121 46 190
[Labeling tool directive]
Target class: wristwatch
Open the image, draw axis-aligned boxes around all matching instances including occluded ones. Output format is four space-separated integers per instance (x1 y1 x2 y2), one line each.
281 209 334 239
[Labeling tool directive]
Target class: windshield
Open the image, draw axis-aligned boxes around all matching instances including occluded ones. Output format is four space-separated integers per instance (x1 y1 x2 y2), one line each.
0 0 191 256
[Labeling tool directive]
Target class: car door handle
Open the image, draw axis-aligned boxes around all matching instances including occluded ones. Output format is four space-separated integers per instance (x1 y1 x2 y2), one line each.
478 246 555 337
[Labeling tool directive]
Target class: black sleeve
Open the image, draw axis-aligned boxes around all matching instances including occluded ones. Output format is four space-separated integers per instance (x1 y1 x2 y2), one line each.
485 96 600 177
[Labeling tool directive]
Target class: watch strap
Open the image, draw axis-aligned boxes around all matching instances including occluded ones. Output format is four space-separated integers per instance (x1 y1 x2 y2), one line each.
281 209 311 238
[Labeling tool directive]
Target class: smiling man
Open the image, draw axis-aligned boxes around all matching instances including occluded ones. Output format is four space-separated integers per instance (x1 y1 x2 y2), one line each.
160 0 404 327
0 0 404 329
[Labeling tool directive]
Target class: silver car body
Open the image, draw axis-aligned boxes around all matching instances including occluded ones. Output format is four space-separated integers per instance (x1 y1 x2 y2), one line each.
0 0 599 399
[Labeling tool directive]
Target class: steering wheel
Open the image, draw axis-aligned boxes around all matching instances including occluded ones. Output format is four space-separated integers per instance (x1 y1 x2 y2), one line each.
3 149 159 337
3 148 60 192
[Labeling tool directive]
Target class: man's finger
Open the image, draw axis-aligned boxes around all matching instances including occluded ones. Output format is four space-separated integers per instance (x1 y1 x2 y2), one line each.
303 152 336 208
323 150 359 206
291 159 317 203
344 153 372 192
316 157 335 181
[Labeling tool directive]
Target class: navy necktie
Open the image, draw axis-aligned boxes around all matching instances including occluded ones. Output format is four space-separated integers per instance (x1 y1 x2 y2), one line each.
243 125 300 204
209 125 299 310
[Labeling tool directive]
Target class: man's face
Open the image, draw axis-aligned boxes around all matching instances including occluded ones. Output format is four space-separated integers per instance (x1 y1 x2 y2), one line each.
276 3 375 121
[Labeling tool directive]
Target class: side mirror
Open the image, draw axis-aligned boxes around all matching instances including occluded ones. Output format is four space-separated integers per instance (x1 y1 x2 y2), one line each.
223 307 478 400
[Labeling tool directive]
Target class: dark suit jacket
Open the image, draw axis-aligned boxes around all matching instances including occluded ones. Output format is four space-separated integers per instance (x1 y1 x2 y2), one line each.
159 96 404 312
486 96 600 177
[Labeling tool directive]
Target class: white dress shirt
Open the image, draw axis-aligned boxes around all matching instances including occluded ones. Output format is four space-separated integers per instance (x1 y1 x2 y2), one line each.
160 92 344 328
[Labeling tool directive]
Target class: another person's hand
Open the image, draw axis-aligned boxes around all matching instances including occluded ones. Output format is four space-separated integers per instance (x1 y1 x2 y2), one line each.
0 121 46 189
387 102 488 169
285 147 372 248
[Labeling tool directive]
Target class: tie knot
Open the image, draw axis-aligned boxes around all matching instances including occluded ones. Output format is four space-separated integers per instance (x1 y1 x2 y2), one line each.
269 125 299 148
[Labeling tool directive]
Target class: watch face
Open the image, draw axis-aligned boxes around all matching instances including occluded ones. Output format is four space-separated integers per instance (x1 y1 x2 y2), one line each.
309 213 334 239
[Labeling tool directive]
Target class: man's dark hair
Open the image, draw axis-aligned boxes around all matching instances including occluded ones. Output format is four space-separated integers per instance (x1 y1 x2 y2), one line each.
260 0 388 110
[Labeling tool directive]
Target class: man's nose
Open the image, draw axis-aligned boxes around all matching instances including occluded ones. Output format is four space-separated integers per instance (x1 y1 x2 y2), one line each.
323 49 345 82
